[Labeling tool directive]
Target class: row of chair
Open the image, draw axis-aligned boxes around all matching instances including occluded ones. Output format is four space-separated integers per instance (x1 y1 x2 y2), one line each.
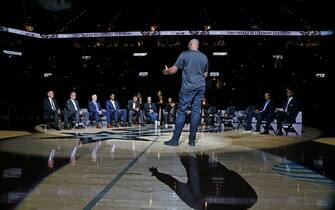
203 106 302 136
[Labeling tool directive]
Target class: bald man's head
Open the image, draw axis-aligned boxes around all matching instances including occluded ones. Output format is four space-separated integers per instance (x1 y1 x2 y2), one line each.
188 39 199 50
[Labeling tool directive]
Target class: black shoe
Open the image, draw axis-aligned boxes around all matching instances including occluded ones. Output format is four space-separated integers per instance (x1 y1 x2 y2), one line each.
55 127 61 131
244 128 252 131
255 129 261 132
164 139 178 146
188 141 195 146
260 131 269 134
149 167 159 176
276 131 283 136
75 125 81 129
128 124 132 127
113 124 119 127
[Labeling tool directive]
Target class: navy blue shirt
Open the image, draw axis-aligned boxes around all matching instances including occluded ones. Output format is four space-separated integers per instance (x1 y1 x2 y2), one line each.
174 50 208 91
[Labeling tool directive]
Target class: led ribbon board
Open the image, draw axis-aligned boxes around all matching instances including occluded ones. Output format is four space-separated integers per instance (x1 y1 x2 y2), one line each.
0 26 333 39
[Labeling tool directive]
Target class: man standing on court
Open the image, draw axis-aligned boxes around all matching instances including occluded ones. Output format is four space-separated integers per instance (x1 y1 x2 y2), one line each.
163 39 208 146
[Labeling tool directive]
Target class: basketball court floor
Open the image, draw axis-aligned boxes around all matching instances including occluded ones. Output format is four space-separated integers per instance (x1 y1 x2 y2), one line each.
0 125 334 210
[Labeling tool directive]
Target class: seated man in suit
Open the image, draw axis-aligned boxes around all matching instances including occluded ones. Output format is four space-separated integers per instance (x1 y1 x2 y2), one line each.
245 92 275 134
163 97 177 128
127 95 144 126
204 105 217 126
65 91 89 129
275 88 299 135
144 96 158 124
43 90 61 130
106 93 127 127
88 94 103 128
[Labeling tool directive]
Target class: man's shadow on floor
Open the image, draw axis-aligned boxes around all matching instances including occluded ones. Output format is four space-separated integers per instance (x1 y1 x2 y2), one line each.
149 153 258 210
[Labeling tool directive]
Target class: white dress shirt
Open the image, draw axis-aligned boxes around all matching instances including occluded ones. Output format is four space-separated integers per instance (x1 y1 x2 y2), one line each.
71 99 78 111
111 100 116 109
49 97 56 111
285 97 293 112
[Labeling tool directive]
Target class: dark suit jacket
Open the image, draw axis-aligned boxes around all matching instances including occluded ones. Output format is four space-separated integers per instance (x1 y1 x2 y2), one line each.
127 100 140 111
259 99 275 115
44 98 59 112
66 99 80 113
43 98 59 119
106 100 120 112
144 102 157 113
88 101 102 113
282 97 299 118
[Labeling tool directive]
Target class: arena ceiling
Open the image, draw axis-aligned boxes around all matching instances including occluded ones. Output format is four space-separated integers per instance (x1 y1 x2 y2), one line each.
0 1 333 34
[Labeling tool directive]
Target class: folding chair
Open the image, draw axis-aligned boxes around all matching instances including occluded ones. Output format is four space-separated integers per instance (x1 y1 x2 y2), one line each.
282 123 299 136
204 106 217 126
237 105 255 130
220 106 235 130
261 120 275 133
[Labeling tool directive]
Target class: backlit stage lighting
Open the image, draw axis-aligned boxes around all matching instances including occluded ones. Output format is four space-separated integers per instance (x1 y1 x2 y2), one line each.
139 72 148 77
133 53 147 57
43 73 52 78
273 55 283 59
81 56 91 60
210 72 220 77
315 73 326 78
204 25 212 31
213 52 227 56
3 50 22 56
150 24 158 32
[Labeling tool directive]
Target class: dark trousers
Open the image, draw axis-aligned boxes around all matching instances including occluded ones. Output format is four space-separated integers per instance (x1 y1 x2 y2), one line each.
162 111 173 125
90 111 101 123
65 110 89 127
128 110 144 124
163 111 168 124
44 111 60 128
107 109 127 125
171 86 205 143
146 111 158 123
246 112 274 131
275 111 295 132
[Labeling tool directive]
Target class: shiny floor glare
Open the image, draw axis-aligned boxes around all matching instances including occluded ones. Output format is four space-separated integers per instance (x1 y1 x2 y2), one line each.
0 125 334 210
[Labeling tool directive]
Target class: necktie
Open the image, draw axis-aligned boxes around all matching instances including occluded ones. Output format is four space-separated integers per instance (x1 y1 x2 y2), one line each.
94 101 99 112
285 98 292 112
50 99 56 111
72 100 78 111
262 100 269 111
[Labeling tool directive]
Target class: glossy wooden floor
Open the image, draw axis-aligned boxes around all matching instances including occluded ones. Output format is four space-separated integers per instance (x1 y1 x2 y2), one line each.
0 125 334 210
